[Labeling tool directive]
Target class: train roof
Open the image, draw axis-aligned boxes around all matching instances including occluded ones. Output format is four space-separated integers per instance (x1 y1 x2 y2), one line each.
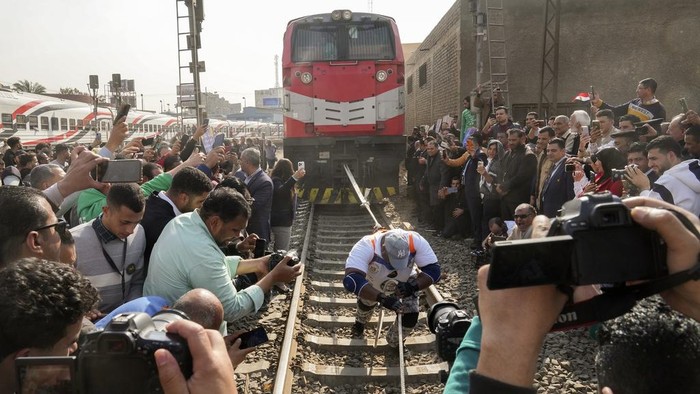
286 11 396 28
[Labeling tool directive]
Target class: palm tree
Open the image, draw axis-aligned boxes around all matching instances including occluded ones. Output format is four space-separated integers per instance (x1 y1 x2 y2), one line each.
59 87 83 95
13 80 47 94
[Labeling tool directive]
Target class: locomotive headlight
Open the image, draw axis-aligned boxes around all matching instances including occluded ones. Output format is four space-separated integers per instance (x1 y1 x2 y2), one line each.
342 10 353 20
331 10 342 20
300 72 313 84
375 70 388 82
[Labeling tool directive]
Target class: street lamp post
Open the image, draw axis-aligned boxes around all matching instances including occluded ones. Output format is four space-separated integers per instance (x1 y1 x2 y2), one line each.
160 100 163 113
140 94 144 110
242 97 247 132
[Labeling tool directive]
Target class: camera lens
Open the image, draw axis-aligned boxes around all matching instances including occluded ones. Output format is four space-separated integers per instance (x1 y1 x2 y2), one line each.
152 309 190 332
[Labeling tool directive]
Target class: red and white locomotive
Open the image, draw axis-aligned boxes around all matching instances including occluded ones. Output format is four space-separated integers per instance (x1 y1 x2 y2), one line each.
282 10 406 203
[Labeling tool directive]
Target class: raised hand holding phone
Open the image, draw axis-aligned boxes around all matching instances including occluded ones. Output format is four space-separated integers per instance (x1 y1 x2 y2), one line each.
114 103 131 125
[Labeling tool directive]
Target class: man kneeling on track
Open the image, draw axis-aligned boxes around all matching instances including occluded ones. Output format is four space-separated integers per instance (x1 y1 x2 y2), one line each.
344 228 441 347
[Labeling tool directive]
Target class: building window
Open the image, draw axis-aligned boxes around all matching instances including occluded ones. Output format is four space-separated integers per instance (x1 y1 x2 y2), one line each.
418 63 427 87
407 75 413 94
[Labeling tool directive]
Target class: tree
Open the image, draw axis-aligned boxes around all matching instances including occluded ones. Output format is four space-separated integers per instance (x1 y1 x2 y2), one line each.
59 87 83 95
13 80 47 94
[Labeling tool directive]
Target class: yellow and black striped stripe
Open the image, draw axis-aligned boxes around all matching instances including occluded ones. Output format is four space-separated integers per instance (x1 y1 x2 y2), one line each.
297 187 397 204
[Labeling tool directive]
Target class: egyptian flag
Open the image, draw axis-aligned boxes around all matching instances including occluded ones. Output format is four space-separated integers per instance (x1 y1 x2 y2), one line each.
573 92 590 102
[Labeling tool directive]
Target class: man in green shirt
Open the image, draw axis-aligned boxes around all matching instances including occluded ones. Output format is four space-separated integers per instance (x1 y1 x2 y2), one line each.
144 187 301 322
461 96 476 145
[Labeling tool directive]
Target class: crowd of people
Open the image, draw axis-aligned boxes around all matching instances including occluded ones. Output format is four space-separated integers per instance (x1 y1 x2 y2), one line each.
0 120 304 393
1 77 699 394
406 78 700 253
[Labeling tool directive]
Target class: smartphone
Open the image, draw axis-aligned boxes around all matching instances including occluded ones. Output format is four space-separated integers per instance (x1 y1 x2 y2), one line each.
565 163 575 172
442 150 447 159
254 238 267 258
298 161 305 171
238 327 269 349
97 159 142 183
589 85 596 98
114 103 131 125
537 120 546 127
181 134 191 146
142 137 155 146
203 118 210 128
491 235 507 243
680 98 689 113
95 132 102 141
212 133 225 149
446 187 458 193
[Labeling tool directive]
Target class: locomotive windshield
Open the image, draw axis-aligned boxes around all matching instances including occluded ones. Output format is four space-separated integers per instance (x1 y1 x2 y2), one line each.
291 21 395 62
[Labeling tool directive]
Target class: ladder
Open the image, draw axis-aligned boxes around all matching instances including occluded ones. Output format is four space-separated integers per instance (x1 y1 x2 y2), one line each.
175 0 205 126
485 0 510 109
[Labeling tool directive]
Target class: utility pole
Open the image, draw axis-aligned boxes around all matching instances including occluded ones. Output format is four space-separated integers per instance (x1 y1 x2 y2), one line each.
472 0 487 127
88 75 99 131
112 73 122 109
186 0 205 125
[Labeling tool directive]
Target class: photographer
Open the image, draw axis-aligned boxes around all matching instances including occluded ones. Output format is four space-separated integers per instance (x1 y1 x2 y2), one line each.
0 258 99 394
573 147 626 197
467 197 700 393
624 135 700 216
144 187 302 324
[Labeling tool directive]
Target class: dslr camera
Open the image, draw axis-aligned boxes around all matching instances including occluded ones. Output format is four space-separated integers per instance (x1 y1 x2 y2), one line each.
427 302 472 367
267 250 300 271
16 311 192 394
487 192 667 289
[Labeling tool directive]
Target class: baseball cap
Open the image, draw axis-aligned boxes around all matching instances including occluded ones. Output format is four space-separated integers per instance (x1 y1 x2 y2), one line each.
383 230 411 270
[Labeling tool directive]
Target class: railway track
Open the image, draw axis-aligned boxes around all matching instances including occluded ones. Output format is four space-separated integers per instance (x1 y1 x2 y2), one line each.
261 202 448 393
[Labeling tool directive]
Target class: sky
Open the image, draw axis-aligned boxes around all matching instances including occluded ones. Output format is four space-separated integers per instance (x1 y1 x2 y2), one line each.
2 0 455 113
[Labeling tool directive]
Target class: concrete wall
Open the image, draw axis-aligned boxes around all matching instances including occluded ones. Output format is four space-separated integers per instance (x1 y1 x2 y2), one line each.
405 0 700 131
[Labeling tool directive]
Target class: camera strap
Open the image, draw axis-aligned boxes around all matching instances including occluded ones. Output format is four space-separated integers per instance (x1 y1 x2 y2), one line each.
100 241 131 302
552 261 700 331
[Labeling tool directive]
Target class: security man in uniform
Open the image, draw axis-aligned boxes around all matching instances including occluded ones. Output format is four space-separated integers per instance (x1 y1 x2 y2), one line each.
343 229 441 347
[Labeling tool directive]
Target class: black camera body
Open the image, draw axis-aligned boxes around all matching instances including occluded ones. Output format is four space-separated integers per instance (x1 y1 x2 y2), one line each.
427 302 472 366
488 192 667 289
611 164 636 182
17 311 192 394
267 250 299 271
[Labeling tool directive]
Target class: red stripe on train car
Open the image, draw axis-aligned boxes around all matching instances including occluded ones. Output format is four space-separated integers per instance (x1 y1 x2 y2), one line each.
12 100 43 117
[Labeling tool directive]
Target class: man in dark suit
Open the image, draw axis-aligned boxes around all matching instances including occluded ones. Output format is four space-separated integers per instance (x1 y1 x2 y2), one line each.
141 167 213 266
236 147 274 243
452 133 488 247
540 138 575 218
497 128 538 220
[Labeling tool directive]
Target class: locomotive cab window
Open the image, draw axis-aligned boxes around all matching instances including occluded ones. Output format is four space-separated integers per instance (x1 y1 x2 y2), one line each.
1 113 12 125
292 21 394 62
16 115 27 125
60 118 68 131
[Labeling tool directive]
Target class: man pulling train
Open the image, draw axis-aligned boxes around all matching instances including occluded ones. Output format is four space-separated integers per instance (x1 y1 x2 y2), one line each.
343 228 441 348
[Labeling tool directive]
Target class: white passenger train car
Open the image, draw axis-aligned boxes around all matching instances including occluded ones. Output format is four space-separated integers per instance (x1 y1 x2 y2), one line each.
0 90 178 147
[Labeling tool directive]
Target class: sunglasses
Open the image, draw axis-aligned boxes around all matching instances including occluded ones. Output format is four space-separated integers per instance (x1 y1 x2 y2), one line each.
32 218 68 235
513 214 532 220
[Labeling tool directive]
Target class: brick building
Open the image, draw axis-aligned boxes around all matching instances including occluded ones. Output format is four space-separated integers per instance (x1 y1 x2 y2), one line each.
405 0 700 132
